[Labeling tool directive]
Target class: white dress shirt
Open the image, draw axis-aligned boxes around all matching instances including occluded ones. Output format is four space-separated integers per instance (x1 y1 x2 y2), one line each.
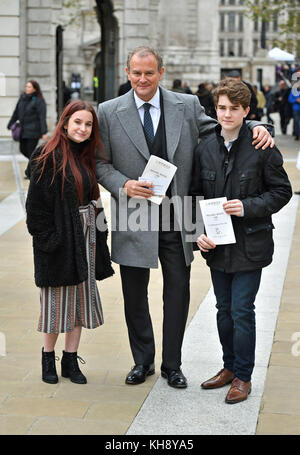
134 88 161 135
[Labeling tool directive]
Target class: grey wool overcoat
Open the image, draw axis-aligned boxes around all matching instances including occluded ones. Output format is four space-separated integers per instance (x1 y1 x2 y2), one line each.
96 86 218 268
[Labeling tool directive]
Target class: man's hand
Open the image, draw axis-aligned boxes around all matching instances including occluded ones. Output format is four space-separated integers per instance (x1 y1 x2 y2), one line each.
196 234 216 252
252 125 274 150
223 199 243 217
123 180 154 198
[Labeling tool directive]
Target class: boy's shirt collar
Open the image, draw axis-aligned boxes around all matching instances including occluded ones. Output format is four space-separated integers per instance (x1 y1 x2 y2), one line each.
221 133 236 151
215 120 248 150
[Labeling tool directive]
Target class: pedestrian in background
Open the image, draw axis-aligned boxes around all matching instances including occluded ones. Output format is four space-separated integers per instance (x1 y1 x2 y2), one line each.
263 84 275 125
118 79 132 96
171 79 185 93
26 100 114 385
7 80 48 178
253 85 266 121
274 80 292 135
182 81 193 94
195 82 216 119
288 84 300 140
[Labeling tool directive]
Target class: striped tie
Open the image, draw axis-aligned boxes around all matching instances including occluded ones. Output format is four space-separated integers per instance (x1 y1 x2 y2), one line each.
143 103 154 143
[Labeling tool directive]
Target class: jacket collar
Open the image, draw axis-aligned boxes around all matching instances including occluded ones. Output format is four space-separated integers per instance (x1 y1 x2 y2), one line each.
116 89 150 161
215 120 248 148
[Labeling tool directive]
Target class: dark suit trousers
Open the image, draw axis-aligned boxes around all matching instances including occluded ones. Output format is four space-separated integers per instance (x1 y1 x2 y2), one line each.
120 230 191 371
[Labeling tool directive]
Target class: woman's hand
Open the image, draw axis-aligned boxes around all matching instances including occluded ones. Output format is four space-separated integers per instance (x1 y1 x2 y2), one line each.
196 234 216 252
42 134 48 142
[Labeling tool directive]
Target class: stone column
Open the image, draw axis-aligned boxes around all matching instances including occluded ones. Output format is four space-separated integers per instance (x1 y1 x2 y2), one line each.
157 0 195 88
148 0 160 48
112 0 126 87
122 0 151 61
0 0 20 138
26 0 63 133
195 0 220 84
157 0 220 91
113 0 155 89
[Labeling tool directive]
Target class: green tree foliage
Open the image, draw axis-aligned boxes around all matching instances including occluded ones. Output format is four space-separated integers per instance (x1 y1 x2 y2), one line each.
244 0 300 53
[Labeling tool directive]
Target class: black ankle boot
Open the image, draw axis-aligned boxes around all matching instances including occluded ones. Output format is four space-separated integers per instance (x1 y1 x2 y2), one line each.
42 348 59 384
61 351 87 384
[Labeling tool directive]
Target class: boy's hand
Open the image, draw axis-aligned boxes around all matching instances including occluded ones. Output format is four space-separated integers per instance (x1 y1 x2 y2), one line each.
197 234 216 252
223 199 243 217
252 125 274 150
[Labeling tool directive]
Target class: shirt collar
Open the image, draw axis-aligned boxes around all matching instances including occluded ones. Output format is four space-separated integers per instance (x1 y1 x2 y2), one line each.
221 131 236 150
134 87 160 110
218 121 246 150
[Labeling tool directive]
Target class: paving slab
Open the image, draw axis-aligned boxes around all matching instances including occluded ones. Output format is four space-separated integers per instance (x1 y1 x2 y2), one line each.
0 130 300 435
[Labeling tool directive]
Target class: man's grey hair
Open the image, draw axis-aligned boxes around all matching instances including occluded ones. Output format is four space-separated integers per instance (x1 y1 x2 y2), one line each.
127 46 164 71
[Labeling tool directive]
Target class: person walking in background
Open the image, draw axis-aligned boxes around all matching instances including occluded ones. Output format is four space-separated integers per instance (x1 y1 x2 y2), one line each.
263 84 275 125
195 83 216 119
274 80 292 135
253 85 266 121
182 81 193 94
96 45 274 390
26 100 114 385
171 79 185 93
190 78 292 404
288 84 300 140
63 80 72 106
7 80 48 178
118 79 132 96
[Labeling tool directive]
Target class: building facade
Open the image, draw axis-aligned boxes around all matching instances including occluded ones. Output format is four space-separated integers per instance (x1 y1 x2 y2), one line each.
0 0 297 139
219 0 279 85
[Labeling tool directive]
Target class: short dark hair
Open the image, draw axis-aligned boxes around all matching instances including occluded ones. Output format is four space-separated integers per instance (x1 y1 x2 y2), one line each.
127 46 164 71
213 78 251 109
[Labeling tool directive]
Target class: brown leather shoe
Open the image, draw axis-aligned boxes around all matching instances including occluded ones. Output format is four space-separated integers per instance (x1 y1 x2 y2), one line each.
201 368 234 389
225 377 251 404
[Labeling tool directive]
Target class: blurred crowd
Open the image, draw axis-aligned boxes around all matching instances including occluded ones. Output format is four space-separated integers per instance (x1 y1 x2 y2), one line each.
167 69 300 140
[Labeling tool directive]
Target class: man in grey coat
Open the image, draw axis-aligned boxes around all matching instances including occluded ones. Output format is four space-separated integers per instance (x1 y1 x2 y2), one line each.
96 46 274 388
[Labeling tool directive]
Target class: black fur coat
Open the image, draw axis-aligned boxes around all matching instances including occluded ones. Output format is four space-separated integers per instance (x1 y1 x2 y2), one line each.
26 148 114 287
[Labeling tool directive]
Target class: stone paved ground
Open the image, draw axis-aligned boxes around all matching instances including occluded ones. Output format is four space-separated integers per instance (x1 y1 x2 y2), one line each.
0 115 299 435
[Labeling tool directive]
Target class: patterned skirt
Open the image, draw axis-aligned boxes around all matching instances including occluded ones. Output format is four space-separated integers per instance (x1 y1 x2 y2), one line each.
38 201 104 334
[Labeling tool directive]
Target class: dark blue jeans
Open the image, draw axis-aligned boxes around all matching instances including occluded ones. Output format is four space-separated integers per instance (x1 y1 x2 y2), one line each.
210 269 262 382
